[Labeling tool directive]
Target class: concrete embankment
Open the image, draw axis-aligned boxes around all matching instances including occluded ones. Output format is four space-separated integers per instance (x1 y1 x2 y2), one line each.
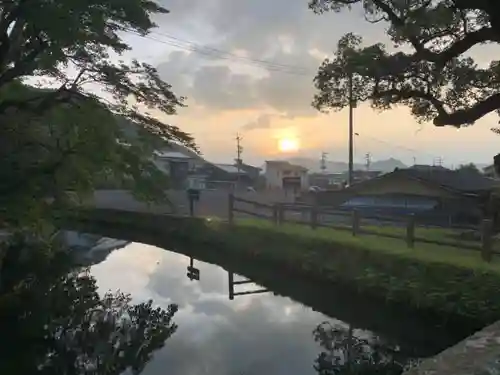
404 320 500 375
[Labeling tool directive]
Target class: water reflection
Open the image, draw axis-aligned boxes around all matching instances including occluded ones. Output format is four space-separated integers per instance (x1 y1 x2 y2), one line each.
91 243 413 375
0 232 465 375
0 236 178 374
313 322 407 375
65 220 479 358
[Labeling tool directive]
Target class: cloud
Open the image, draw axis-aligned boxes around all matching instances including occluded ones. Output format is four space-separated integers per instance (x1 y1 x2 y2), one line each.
153 0 387 117
241 114 290 131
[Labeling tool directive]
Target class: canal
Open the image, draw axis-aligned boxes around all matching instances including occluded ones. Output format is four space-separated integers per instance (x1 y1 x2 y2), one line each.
81 237 477 375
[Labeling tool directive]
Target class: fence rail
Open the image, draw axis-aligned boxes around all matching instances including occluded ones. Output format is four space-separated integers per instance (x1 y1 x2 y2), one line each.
227 194 496 262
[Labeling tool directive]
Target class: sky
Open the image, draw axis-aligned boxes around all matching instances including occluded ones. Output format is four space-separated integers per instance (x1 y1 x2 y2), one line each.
119 0 500 168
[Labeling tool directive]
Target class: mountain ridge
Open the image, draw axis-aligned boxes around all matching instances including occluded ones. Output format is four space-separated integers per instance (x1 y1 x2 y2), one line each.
285 157 407 173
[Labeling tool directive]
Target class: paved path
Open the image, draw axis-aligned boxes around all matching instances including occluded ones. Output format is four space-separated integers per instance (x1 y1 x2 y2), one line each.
86 189 408 228
88 189 295 219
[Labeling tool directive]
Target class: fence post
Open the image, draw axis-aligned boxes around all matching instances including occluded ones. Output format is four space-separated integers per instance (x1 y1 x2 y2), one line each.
481 219 493 262
406 214 415 248
228 271 234 300
352 209 360 236
272 204 279 225
311 204 318 230
278 203 285 225
228 193 234 225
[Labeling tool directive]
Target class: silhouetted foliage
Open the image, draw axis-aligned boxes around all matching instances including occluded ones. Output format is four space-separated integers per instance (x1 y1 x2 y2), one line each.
457 163 481 173
313 322 405 375
310 0 500 128
0 234 178 374
0 0 196 225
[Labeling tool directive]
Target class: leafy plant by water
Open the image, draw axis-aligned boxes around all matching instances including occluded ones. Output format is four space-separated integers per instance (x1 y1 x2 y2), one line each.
0 234 178 374
313 322 404 375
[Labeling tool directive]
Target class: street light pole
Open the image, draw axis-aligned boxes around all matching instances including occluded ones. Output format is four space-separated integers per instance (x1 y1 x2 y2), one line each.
348 72 354 186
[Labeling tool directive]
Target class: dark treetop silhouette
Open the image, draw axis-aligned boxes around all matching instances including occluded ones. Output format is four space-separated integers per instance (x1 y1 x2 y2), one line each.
310 0 500 128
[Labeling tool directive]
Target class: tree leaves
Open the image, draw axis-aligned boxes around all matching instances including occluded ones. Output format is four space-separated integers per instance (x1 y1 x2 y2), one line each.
0 235 178 375
0 0 196 224
310 0 500 128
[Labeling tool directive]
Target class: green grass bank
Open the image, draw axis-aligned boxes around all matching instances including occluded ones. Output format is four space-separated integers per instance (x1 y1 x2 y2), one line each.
61 209 500 324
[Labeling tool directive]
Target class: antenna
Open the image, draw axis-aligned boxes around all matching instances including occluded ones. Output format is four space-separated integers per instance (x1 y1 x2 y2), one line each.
235 133 243 189
365 152 371 171
236 133 243 165
320 152 328 174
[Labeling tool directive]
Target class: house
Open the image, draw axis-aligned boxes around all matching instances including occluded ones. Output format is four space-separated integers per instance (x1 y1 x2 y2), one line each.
309 170 382 190
153 147 207 189
483 164 498 179
236 160 262 182
308 166 500 226
196 161 261 190
265 160 308 193
309 173 345 189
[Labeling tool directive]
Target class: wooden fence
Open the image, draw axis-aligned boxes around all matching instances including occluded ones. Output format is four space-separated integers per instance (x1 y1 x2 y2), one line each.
227 194 496 262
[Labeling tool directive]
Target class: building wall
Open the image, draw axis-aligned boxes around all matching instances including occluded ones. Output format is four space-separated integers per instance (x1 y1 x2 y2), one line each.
484 165 498 180
265 164 283 189
265 163 308 190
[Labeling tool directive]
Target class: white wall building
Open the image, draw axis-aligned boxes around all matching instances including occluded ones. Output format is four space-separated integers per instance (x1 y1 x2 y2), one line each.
483 164 498 180
265 161 308 192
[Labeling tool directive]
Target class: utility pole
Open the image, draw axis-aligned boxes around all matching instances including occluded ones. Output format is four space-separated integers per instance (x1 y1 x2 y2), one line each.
433 157 443 167
348 72 355 186
365 152 371 171
235 133 243 190
320 152 328 174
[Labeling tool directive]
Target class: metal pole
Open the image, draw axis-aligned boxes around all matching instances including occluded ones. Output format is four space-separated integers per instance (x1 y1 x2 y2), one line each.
236 133 242 191
348 72 354 186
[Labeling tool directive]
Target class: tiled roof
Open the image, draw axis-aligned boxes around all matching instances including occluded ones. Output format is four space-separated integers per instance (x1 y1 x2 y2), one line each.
398 167 498 193
265 160 308 171
154 150 191 159
214 164 247 174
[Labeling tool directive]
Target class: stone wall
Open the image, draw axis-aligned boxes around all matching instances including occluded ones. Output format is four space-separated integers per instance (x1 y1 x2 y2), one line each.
403 320 500 375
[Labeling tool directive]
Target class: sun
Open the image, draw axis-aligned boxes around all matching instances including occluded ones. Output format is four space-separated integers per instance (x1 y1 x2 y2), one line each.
278 137 300 153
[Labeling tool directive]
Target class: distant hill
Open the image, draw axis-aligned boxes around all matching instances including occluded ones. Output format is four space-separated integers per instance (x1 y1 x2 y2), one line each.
285 157 407 173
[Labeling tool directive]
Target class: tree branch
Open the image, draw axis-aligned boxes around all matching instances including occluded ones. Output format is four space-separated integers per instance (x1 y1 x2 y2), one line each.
433 93 500 126
371 0 499 67
0 37 48 87
374 87 447 115
437 27 500 66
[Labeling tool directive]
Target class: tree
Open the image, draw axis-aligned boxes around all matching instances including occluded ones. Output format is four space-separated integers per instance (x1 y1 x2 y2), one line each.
312 322 404 375
0 0 195 224
457 163 481 173
310 0 500 128
0 234 178 374
0 83 174 226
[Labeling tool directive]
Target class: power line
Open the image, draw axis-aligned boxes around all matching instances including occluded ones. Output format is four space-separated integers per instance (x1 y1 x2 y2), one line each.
122 28 313 75
354 132 441 161
149 29 311 73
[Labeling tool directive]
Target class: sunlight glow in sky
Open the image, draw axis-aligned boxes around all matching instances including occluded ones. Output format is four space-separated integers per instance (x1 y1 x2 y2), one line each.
278 137 300 153
119 0 500 167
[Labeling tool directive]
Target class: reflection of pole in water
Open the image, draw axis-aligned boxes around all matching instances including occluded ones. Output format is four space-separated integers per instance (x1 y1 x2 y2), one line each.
186 257 200 281
228 271 234 300
227 270 268 300
346 323 353 369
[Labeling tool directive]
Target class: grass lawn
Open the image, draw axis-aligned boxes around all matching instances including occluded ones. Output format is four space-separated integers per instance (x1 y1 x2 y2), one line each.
232 218 500 273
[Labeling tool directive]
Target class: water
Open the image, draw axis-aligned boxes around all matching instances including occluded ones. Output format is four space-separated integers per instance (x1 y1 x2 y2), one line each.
91 243 352 375
86 241 462 375
2 227 478 374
